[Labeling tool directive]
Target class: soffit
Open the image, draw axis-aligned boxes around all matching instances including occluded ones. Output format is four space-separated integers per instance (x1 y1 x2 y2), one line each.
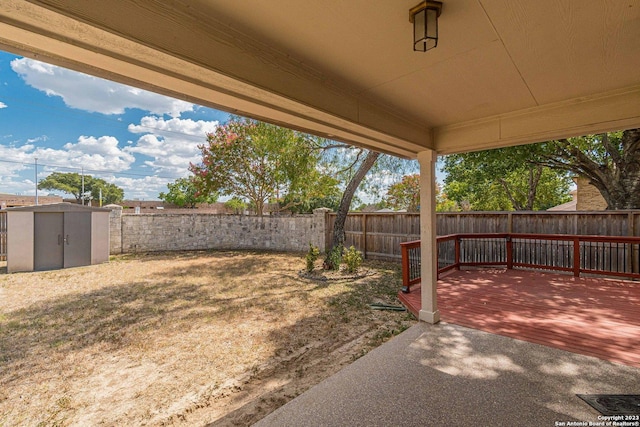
187 0 530 126
0 0 639 157
482 0 640 105
185 0 640 129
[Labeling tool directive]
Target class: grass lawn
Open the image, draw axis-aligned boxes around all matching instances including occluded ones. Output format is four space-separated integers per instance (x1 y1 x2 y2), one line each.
0 251 414 426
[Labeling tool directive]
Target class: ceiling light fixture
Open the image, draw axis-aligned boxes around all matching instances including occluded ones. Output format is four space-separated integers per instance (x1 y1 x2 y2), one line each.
409 1 442 52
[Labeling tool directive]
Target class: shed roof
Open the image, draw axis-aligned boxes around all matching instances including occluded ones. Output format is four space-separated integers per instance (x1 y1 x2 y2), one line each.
5 203 112 213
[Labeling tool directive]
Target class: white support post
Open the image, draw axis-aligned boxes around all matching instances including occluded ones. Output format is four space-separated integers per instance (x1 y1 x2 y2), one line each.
417 149 440 324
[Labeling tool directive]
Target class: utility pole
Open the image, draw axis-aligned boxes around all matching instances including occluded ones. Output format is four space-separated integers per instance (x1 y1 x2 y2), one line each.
34 158 39 205
81 167 85 206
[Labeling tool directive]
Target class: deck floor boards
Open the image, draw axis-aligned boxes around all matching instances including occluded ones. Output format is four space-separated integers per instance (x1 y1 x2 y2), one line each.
398 269 640 367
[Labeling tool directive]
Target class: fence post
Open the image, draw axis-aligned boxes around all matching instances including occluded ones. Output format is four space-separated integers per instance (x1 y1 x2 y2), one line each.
454 236 461 270
362 213 367 259
325 211 332 252
506 234 513 269
401 243 410 292
573 237 581 277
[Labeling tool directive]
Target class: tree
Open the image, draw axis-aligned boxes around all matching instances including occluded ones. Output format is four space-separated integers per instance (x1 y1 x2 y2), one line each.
159 176 218 208
384 174 420 212
282 174 342 214
534 129 640 209
38 172 124 205
191 115 415 268
224 197 248 214
319 145 418 269
383 174 459 212
442 145 572 211
436 185 458 212
93 181 125 206
324 150 380 269
190 116 333 216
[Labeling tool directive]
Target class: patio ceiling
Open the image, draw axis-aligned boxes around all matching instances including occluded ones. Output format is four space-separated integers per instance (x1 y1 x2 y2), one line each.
0 0 639 157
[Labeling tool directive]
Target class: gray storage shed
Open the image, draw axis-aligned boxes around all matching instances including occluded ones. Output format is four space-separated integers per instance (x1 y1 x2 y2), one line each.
6 203 111 273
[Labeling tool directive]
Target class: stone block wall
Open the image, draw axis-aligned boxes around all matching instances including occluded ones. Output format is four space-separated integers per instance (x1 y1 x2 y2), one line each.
107 205 123 254
107 207 328 255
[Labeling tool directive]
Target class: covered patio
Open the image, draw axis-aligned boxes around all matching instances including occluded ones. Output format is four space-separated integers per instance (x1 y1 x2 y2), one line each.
1 2 640 424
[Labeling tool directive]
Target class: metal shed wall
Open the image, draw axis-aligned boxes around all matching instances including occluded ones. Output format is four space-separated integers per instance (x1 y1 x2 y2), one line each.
7 212 34 273
6 203 110 273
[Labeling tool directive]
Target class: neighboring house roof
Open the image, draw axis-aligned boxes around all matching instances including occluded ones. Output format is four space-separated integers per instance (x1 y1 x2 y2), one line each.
375 208 407 213
546 200 577 211
0 193 63 208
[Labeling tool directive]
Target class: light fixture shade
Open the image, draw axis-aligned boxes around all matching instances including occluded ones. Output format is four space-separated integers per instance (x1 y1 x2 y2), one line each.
410 1 442 52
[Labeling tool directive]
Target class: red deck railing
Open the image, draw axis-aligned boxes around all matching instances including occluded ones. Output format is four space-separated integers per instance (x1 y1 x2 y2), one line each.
400 233 640 293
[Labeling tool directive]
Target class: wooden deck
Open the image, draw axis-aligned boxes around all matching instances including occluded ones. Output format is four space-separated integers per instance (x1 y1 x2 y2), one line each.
398 269 640 368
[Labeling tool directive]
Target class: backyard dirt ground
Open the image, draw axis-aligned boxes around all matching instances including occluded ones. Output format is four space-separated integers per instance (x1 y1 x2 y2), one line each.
0 251 415 426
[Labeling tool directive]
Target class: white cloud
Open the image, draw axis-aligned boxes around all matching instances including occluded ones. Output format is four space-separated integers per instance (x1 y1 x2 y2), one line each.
0 135 137 196
10 58 194 117
110 175 171 200
0 101 7 109
0 144 55 197
41 135 135 172
27 135 48 144
126 116 218 176
0 176 37 196
0 143 38 177
128 116 218 140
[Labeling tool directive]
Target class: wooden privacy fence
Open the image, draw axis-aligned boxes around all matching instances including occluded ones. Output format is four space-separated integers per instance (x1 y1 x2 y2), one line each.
326 212 420 261
400 233 640 293
327 211 640 262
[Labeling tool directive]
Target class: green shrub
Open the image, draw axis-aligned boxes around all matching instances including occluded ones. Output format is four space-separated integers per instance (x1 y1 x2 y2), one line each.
305 243 320 272
325 245 343 271
343 246 363 273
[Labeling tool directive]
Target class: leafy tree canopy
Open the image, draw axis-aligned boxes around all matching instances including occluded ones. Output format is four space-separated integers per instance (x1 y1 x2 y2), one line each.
442 144 572 211
159 176 218 208
383 174 420 212
190 116 337 216
380 173 460 212
224 197 248 214
37 172 124 205
282 174 342 214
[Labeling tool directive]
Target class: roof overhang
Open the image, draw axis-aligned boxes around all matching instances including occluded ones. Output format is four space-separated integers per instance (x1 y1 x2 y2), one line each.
0 0 639 158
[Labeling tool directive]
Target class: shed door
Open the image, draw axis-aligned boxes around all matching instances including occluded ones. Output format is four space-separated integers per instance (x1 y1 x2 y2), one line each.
63 212 91 268
34 213 64 271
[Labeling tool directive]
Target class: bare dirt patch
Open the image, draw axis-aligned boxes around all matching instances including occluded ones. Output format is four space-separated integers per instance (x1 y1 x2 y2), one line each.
0 251 414 426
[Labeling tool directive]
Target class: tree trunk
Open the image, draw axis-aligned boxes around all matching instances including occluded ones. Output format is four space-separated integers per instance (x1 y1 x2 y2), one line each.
324 151 380 269
525 165 543 210
255 199 264 216
538 129 640 209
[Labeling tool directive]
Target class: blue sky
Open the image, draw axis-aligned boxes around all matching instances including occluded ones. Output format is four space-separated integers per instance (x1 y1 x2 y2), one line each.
0 50 430 203
0 50 230 200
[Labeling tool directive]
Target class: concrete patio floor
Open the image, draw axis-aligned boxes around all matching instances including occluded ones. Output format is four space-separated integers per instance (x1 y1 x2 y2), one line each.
254 322 640 427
